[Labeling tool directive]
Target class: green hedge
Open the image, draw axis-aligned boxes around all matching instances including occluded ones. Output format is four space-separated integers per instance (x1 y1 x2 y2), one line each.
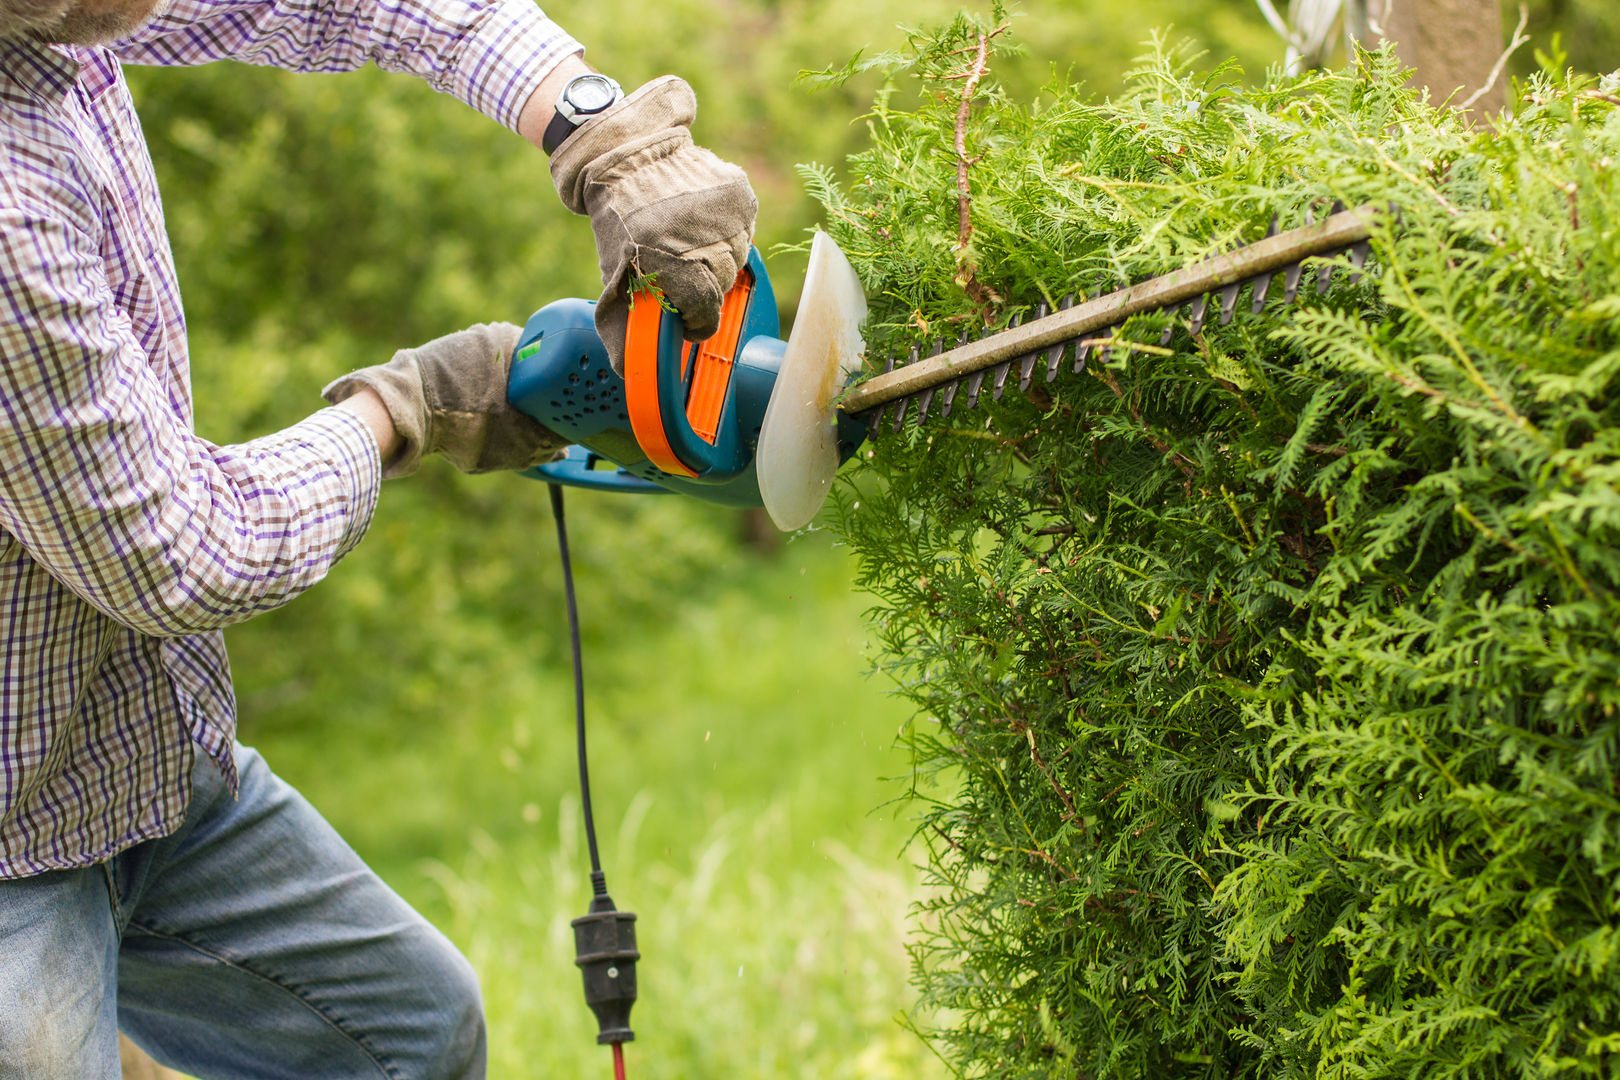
815 16 1620 1078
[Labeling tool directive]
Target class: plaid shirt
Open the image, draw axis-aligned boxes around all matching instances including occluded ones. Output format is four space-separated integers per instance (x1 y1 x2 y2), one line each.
0 0 580 877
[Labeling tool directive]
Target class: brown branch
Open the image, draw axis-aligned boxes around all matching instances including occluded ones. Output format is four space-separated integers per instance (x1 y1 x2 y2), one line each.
1002 718 1084 829
953 29 994 249
950 23 1009 321
1031 652 1092 679
976 507 1057 570
1568 184 1584 273
1022 845 1076 881
1155 627 1235 648
1094 367 1199 479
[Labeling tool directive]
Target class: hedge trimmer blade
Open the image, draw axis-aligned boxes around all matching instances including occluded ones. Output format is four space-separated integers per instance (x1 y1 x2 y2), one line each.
841 204 1378 431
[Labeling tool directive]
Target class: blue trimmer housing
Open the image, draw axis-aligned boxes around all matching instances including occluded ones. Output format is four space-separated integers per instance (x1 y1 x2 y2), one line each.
507 247 865 508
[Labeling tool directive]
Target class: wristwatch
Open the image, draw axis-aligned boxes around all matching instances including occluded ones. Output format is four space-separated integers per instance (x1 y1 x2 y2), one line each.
542 73 625 155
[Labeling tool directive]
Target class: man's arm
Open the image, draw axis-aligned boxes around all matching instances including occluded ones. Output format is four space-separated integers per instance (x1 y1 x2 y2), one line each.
114 0 583 134
0 175 382 638
116 0 756 389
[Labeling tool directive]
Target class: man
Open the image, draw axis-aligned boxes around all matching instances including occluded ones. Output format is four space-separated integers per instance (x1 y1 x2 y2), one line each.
0 0 755 1070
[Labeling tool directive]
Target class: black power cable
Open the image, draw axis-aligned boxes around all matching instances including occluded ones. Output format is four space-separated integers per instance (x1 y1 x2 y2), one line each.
551 482 604 883
548 484 640 1072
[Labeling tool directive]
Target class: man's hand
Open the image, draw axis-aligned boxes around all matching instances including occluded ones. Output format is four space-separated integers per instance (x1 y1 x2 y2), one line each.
322 323 564 478
545 76 757 372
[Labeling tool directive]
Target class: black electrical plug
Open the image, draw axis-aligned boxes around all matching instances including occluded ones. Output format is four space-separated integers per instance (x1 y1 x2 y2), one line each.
573 870 639 1044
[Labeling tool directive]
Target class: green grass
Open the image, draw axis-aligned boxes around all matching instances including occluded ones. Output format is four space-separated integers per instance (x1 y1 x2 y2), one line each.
229 502 944 1079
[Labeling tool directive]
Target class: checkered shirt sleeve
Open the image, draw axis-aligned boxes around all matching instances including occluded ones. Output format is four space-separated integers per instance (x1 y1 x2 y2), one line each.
117 0 583 132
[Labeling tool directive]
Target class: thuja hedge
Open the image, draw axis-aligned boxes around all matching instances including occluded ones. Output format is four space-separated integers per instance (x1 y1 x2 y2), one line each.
810 14 1620 1080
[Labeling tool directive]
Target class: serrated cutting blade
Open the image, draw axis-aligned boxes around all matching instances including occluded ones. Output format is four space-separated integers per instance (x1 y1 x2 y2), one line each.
1189 293 1209 336
840 204 1381 425
964 369 986 410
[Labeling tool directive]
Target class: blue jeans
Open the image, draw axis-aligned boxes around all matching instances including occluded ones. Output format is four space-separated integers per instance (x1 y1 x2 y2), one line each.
0 744 485 1079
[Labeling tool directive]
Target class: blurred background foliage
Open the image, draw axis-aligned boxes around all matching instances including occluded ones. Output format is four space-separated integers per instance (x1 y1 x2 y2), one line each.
117 0 1617 1074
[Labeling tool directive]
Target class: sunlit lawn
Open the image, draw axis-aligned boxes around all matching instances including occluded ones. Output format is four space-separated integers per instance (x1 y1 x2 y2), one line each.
231 505 945 1079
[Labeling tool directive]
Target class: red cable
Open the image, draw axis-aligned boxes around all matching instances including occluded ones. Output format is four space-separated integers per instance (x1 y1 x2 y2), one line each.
612 1043 627 1080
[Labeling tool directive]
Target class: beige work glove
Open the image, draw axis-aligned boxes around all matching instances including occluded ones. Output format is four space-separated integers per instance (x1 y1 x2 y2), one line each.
550 75 757 373
322 322 565 478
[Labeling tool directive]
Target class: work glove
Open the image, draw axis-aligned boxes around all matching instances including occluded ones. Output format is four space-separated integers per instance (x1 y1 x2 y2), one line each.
322 322 564 478
550 75 757 373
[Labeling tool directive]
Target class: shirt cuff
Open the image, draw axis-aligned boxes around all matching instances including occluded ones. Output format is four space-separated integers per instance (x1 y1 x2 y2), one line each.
449 0 584 132
282 406 383 560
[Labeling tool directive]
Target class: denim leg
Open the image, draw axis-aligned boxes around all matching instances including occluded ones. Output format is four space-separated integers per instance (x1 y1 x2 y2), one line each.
113 744 486 1080
0 864 121 1080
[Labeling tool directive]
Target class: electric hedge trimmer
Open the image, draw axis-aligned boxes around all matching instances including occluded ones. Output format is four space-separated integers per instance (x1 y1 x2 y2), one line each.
509 203 1377 529
505 203 1379 1077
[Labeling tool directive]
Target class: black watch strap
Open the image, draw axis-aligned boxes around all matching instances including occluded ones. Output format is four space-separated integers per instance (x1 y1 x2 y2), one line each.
542 110 578 155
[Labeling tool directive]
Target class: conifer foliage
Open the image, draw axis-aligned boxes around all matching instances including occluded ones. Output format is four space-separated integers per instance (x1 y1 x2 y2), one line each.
811 12 1620 1078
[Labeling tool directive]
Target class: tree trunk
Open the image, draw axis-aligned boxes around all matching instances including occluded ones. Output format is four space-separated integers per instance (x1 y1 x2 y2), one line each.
1377 0 1507 113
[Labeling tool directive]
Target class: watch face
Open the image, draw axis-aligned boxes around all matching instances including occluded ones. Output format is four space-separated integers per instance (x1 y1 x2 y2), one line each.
568 75 619 115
